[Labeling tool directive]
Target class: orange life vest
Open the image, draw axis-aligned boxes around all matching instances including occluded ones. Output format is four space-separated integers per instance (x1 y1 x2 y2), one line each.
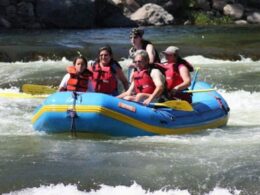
133 68 156 94
66 66 92 92
91 63 118 95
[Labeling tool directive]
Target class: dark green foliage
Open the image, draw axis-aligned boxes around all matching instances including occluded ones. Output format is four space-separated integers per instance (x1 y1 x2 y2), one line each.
192 12 233 25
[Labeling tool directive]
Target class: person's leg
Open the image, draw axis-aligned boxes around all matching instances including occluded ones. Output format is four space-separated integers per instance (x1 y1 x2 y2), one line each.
135 93 150 102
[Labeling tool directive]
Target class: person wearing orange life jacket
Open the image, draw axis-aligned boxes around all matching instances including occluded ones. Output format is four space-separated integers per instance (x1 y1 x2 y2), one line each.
90 45 129 96
118 50 165 105
159 46 194 103
58 56 93 92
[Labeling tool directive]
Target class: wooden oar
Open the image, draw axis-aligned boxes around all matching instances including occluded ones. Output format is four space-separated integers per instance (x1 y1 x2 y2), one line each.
0 92 48 99
152 100 193 111
22 84 57 95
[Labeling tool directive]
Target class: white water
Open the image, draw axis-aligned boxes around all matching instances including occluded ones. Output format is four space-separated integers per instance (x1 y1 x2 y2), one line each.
3 182 241 195
1 55 260 195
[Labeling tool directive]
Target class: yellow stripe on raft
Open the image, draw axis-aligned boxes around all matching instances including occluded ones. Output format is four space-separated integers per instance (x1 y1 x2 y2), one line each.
32 105 228 135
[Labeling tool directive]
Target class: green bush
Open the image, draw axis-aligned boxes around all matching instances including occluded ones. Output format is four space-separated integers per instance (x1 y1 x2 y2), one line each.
192 12 233 25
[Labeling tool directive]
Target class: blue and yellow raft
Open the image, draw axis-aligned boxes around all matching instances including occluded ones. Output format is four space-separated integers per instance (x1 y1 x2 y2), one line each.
32 81 230 136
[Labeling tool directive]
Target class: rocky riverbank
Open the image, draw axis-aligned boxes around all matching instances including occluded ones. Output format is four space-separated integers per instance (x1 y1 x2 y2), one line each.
0 0 260 29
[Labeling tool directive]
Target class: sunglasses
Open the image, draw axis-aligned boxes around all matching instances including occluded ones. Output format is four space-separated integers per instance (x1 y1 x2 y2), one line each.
133 60 143 64
99 54 109 57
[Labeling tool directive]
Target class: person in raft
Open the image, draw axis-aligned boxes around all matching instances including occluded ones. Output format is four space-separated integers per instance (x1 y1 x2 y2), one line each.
89 45 129 96
128 28 160 64
58 56 93 92
158 46 194 103
117 50 165 105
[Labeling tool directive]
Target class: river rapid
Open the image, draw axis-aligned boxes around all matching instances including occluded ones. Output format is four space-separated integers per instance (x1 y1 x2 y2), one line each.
0 26 260 195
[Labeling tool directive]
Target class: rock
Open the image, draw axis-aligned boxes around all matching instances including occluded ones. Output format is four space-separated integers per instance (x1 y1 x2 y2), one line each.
95 0 136 27
36 0 95 28
234 19 248 25
197 0 210 11
0 0 10 6
125 0 141 12
162 0 184 15
247 12 260 23
0 17 11 28
212 0 227 11
17 2 34 17
6 5 16 19
184 20 191 25
223 3 244 19
130 3 174 26
0 51 11 62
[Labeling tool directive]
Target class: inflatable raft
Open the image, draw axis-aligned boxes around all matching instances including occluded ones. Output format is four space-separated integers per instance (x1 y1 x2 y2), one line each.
32 81 230 136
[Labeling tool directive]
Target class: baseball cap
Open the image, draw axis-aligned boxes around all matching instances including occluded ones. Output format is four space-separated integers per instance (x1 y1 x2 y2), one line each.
162 46 179 55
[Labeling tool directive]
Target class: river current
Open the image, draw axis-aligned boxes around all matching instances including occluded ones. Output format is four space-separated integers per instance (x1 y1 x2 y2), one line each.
0 26 260 195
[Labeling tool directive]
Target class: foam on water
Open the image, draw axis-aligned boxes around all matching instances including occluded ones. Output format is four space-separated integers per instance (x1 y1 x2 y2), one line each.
184 55 258 65
3 182 241 195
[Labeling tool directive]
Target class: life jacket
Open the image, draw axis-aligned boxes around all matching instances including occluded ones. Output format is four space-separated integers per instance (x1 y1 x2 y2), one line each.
155 59 194 103
91 62 118 95
155 59 193 91
133 68 156 94
66 66 92 92
129 40 160 63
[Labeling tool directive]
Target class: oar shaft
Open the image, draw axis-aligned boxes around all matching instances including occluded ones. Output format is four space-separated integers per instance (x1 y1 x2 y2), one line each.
190 67 200 90
184 89 215 93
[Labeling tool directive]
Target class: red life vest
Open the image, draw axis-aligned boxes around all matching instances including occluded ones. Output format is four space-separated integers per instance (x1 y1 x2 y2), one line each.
91 63 118 95
133 68 156 94
66 66 92 92
155 60 193 91
155 60 193 103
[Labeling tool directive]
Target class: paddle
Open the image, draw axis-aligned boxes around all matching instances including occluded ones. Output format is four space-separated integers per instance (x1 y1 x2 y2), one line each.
184 88 215 93
22 84 57 95
0 92 48 99
151 100 193 111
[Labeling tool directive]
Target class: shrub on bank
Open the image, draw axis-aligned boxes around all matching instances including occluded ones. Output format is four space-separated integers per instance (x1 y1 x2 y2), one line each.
192 12 233 25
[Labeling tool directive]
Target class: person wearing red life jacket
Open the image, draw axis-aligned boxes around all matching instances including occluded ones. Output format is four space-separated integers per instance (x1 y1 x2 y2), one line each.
118 50 165 105
127 28 160 81
90 45 129 96
58 56 93 92
159 46 194 103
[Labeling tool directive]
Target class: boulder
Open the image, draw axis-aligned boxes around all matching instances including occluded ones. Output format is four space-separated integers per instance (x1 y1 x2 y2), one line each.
234 19 248 25
17 2 34 17
212 0 227 11
247 12 260 24
196 0 210 11
6 5 16 19
130 3 174 26
95 0 137 27
36 0 95 28
0 17 11 28
0 0 10 6
223 3 244 19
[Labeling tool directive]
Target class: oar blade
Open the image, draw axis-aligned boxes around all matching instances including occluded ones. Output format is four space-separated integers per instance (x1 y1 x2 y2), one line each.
0 92 48 99
22 84 57 95
153 100 193 111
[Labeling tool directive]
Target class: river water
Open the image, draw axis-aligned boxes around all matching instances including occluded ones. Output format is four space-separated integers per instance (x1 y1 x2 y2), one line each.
0 26 260 195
